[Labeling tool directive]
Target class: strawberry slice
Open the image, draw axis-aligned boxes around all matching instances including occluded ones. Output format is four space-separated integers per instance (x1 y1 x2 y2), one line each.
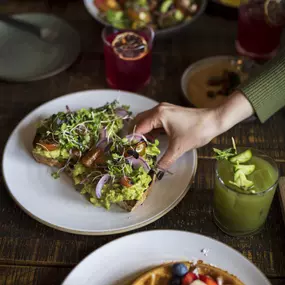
182 272 198 285
199 275 218 285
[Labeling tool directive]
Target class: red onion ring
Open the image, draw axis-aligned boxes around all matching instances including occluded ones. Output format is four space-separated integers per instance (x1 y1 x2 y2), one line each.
96 174 110 198
126 156 150 172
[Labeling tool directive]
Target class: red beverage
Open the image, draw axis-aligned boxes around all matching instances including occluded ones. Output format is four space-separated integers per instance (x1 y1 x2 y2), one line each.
236 1 284 60
102 26 154 92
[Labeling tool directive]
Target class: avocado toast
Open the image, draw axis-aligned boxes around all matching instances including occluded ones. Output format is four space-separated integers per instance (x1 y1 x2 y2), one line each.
32 101 161 211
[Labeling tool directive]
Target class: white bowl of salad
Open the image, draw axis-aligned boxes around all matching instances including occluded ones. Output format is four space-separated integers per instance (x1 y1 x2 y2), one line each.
83 0 208 37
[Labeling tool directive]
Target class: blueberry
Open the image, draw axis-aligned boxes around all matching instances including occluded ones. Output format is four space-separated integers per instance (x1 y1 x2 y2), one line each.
169 276 181 285
127 149 134 156
132 150 139 159
172 263 188 277
157 171 165 180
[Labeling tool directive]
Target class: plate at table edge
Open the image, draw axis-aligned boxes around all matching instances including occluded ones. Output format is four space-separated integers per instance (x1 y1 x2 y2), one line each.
61 230 271 285
2 89 198 235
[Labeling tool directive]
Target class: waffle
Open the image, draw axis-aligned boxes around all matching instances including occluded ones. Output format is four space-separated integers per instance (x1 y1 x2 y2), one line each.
131 261 245 285
132 262 193 285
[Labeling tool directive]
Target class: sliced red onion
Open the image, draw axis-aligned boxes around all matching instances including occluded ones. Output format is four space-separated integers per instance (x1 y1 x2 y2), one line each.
96 174 110 198
115 108 129 118
126 133 148 143
96 138 113 151
126 156 150 172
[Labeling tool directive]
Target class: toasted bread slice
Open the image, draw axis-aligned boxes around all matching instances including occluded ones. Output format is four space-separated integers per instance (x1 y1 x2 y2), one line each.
33 133 157 212
32 151 65 168
117 174 156 212
67 166 156 212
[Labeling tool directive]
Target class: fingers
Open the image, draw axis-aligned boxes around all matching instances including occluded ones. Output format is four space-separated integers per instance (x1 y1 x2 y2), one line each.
135 109 162 135
135 102 173 134
157 140 184 169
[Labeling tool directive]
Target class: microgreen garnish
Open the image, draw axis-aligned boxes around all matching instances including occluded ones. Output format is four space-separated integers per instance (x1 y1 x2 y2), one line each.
37 101 131 154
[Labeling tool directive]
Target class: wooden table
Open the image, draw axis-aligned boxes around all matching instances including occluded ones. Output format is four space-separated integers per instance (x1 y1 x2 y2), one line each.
1 1 285 284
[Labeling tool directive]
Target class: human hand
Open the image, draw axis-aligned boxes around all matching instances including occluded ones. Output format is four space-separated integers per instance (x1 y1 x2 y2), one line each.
135 92 254 169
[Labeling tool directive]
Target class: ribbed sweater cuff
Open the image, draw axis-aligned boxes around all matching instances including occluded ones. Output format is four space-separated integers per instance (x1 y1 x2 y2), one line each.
237 51 285 123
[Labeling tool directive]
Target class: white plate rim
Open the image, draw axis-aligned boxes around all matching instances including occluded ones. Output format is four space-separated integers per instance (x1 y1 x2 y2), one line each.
2 89 198 235
61 229 271 285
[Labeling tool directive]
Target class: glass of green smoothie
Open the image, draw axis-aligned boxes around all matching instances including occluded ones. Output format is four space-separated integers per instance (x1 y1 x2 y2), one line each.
213 143 279 236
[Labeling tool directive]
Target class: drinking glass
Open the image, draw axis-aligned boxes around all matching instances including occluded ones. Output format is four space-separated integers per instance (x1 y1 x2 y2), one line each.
236 0 285 59
102 23 154 92
213 148 279 236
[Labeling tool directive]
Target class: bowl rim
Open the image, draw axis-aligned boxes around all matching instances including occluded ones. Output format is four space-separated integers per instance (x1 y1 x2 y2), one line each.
181 55 259 122
83 0 208 37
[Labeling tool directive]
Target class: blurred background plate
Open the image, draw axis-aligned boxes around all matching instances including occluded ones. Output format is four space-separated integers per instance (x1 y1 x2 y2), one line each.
0 13 80 82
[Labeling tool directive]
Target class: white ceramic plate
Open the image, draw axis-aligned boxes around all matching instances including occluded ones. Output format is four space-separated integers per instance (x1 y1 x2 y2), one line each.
2 90 197 235
0 13 80 82
62 230 270 285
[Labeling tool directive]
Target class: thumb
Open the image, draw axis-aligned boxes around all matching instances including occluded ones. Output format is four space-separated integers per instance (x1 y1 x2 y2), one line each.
135 112 162 135
157 139 183 170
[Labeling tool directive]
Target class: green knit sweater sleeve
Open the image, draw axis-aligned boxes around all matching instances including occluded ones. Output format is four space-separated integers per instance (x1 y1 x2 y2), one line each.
237 50 285 123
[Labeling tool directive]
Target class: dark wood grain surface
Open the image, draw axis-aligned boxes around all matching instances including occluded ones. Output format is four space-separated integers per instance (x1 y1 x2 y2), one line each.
1 1 285 284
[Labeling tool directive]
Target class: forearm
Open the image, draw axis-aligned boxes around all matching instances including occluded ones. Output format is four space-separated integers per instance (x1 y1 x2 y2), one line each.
214 91 254 135
237 49 285 122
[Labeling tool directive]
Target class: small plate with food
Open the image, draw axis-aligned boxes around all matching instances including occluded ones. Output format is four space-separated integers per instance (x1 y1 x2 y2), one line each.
61 230 271 285
2 90 197 235
181 56 257 110
83 0 207 37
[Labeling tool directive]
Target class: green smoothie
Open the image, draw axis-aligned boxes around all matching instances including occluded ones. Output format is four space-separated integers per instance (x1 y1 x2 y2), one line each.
213 147 278 236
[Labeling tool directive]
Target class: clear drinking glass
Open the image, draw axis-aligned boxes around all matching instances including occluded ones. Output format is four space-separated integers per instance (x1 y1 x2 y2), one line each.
236 0 285 60
213 148 279 236
102 22 154 92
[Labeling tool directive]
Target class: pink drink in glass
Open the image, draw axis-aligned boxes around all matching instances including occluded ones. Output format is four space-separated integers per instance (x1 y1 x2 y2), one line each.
102 26 154 92
236 1 283 59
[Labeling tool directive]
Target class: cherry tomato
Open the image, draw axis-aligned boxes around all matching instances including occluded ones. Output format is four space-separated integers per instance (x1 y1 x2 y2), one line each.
94 0 120 12
199 275 218 285
39 142 59 151
135 142 147 156
120 176 133 188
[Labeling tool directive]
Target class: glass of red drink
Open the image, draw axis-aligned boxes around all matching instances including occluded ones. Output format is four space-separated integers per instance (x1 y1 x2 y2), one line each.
236 0 285 60
102 23 154 92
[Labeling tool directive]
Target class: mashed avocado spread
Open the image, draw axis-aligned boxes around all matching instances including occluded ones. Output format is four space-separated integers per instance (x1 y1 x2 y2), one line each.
84 169 151 209
33 146 69 160
71 141 160 210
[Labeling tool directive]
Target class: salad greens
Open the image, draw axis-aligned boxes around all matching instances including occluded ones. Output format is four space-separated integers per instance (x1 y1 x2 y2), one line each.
35 100 129 153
